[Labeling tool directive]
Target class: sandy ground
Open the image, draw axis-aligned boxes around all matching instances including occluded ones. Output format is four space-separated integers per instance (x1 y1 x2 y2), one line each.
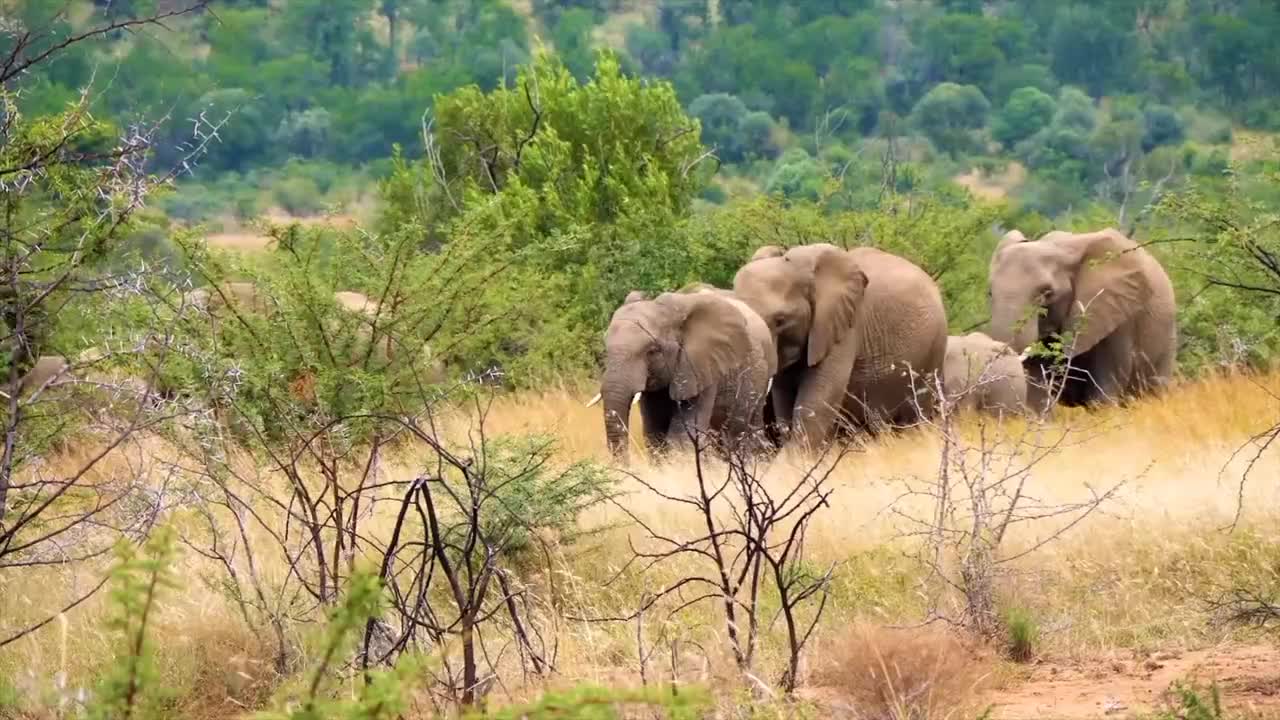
987 644 1280 719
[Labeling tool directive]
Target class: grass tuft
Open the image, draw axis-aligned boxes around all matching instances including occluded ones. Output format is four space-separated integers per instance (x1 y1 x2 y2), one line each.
809 624 996 720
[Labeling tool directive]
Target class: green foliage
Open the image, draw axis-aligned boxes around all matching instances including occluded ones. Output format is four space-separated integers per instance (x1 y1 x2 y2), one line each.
1002 607 1039 662
380 50 717 379
455 433 615 565
1143 105 1186 151
912 83 992 158
253 571 422 720
1151 682 1226 720
88 527 181 720
993 87 1057 147
1048 5 1137 96
689 93 778 163
1155 156 1280 371
10 0 1280 385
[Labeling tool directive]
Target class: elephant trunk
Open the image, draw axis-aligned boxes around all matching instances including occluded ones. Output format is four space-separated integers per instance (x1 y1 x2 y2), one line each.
988 299 1040 354
601 365 644 462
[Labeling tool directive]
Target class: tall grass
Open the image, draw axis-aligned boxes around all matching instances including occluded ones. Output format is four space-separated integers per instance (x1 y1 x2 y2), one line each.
2 371 1278 717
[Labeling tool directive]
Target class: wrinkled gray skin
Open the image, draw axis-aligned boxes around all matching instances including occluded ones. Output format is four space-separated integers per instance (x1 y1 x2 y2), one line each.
943 332 1028 417
987 228 1176 407
599 289 774 462
733 243 949 451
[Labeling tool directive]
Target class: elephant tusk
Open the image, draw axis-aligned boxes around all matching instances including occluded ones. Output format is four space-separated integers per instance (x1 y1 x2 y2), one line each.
586 392 602 407
632 392 641 406
765 377 773 395
1018 349 1032 362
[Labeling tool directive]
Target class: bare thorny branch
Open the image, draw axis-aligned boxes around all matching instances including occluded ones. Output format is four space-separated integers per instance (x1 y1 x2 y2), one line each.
590 428 845 693
890 351 1129 638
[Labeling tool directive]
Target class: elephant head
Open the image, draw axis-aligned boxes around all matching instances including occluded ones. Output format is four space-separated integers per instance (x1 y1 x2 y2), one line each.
988 228 1153 359
597 291 749 459
732 243 867 370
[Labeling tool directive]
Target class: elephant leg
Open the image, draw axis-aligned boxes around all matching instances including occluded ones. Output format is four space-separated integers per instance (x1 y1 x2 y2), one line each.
667 392 718 452
792 338 859 452
765 364 802 445
1077 332 1134 405
639 391 676 458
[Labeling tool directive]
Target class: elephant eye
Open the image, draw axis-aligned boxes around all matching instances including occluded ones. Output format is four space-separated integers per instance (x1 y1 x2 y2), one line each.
1034 285 1052 303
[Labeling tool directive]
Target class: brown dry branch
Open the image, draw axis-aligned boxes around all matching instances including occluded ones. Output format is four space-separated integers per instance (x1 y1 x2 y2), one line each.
0 1 228 647
596 428 847 694
891 345 1128 639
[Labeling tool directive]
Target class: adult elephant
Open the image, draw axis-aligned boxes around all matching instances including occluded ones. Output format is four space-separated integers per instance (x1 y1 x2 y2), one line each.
591 289 774 462
987 228 1176 407
943 332 1029 417
333 290 446 381
3 355 71 399
733 243 948 451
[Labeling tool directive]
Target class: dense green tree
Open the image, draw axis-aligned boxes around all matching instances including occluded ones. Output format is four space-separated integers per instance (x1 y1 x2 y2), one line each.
765 150 826 201
1048 5 1137 96
1142 104 1186 151
912 82 991 158
989 64 1057 104
739 111 780 160
689 93 750 162
194 88 274 172
553 8 597 81
917 14 1006 89
282 0 379 87
993 87 1057 147
405 51 715 374
1053 86 1099 133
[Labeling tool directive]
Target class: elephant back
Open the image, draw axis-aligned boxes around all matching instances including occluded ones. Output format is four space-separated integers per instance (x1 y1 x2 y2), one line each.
846 247 948 385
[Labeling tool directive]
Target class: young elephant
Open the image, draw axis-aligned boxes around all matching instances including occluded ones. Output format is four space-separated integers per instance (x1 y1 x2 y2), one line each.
943 332 1029 417
733 243 948 451
591 290 774 462
988 228 1176 407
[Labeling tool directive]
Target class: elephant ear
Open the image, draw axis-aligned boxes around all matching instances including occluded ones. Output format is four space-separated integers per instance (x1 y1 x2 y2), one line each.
663 293 750 402
1064 229 1150 356
750 245 786 262
805 247 868 367
990 229 1028 271
623 290 650 305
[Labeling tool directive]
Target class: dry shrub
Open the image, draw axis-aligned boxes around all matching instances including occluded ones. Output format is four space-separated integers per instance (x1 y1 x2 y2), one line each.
809 624 996 720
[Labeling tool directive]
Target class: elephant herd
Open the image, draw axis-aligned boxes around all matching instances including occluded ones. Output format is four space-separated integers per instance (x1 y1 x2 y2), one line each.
591 227 1177 461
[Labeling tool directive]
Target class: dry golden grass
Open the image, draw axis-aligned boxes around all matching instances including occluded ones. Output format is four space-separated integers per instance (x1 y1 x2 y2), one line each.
807 624 998 720
1230 129 1280 164
2 370 1279 717
952 161 1028 201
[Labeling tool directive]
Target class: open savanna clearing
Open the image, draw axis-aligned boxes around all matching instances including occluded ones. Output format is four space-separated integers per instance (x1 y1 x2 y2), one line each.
3 371 1280 719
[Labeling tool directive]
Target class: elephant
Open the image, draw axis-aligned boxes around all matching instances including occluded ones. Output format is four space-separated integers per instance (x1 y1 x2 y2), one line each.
185 281 269 317
987 228 1176 408
591 288 774 462
332 290 446 382
2 355 71 399
943 332 1029 417
732 243 949 451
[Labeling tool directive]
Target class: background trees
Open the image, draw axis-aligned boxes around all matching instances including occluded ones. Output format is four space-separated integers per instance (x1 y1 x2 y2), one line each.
11 0 1278 226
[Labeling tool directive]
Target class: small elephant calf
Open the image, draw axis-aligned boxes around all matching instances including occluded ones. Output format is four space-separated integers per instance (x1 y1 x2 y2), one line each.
942 332 1028 417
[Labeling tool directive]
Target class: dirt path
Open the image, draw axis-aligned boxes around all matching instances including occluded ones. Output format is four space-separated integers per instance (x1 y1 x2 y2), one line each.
985 644 1280 719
